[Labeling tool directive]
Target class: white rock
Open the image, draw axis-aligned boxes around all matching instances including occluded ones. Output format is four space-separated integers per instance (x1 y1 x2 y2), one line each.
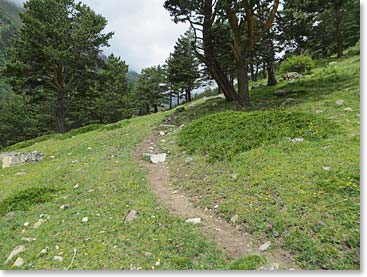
21 238 36 242
159 131 166 136
12 257 24 267
82 217 88 223
5 245 26 264
336 99 344 105
37 248 48 257
150 153 167 164
323 167 331 171
290 138 304 143
259 241 272 251
185 157 193 163
53 256 63 262
73 184 79 189
185 218 201 224
344 107 353 112
33 219 46 229
87 147 92 150
50 156 56 159
315 110 323 114
124 210 138 224
23 222 30 227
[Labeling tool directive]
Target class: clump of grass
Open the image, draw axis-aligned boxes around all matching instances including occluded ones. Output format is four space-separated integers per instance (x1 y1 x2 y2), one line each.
100 119 131 131
227 255 266 270
0 187 59 215
178 110 339 162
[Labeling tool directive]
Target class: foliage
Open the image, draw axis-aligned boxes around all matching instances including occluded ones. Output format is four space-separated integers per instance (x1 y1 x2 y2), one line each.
227 256 266 270
163 54 360 270
0 112 229 270
3 0 113 133
280 55 315 74
0 187 58 215
133 65 168 114
178 110 337 162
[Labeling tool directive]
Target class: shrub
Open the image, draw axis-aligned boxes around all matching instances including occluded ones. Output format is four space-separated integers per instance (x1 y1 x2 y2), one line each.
227 256 266 270
0 187 58 215
177 111 339 162
280 55 315 74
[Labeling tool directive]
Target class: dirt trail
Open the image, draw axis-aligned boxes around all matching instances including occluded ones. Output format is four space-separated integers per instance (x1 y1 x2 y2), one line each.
133 129 297 270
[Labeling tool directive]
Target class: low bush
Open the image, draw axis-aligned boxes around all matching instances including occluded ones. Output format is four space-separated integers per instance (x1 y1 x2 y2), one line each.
177 110 338 162
280 55 315 74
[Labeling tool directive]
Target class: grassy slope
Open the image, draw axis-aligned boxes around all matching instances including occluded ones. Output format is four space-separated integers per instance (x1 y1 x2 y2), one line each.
0 53 359 270
0 112 231 270
162 54 360 270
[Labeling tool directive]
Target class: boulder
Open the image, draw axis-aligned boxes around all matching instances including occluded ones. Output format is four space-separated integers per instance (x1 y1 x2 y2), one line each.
1 151 44 169
283 72 303 81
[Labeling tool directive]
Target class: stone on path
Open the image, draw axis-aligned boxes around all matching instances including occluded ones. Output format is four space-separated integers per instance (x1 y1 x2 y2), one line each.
259 241 272 251
124 210 138 224
149 153 167 164
5 245 25 264
185 218 201 224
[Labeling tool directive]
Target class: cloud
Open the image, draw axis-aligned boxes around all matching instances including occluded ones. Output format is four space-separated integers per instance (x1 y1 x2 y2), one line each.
7 0 188 72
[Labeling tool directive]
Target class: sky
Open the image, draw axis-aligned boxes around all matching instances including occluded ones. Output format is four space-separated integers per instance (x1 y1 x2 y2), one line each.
9 0 188 72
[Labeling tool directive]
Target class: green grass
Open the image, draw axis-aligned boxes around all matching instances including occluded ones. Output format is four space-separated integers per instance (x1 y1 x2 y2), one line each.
162 54 360 270
0 112 230 270
178 110 339 162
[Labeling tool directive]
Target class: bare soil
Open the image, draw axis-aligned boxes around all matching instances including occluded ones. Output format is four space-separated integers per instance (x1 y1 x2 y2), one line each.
133 129 297 270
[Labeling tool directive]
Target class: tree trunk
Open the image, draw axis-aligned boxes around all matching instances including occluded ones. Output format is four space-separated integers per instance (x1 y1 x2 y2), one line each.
177 92 180 106
186 88 192 102
267 63 277 86
169 94 172 109
262 62 267 79
236 61 250 106
153 104 158 113
146 104 150 114
55 90 66 133
250 55 255 82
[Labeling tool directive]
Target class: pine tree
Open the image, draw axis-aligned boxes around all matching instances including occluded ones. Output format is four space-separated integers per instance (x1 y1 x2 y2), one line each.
3 0 113 133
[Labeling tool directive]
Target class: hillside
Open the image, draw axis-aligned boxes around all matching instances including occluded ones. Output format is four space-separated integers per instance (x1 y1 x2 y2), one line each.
0 52 360 270
0 0 21 63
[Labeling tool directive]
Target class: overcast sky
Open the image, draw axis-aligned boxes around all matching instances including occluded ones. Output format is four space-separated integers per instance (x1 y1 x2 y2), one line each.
9 0 188 72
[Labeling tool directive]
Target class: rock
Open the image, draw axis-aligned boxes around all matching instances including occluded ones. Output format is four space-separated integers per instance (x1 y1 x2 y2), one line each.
144 252 152 257
344 107 353 112
315 110 323 114
274 89 287 96
12 257 24 267
185 218 201 224
124 210 138 224
53 256 63 262
230 215 239 224
21 238 36 242
290 138 304 143
150 153 167 164
33 219 46 229
259 241 272 251
5 245 26 264
323 167 331 171
336 99 344 105
1 151 44 169
73 184 79 189
60 204 71 210
273 231 280 238
15 171 27 176
50 156 56 159
82 217 88 223
37 248 48 257
159 131 166 136
329 61 338 66
185 157 193 163
23 222 30 227
283 72 303 81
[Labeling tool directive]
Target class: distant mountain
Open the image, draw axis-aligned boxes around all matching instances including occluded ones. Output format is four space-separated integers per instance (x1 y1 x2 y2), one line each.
127 70 139 84
0 0 22 64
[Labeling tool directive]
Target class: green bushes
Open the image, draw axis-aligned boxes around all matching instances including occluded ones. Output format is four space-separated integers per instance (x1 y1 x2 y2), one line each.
280 55 315 74
177 111 338 162
0 187 58 215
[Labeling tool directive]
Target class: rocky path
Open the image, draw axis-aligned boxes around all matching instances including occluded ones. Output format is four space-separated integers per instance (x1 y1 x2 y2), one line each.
133 128 297 270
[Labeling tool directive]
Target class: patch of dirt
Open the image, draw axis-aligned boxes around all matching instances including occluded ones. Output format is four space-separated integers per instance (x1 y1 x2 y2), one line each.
133 129 297 270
